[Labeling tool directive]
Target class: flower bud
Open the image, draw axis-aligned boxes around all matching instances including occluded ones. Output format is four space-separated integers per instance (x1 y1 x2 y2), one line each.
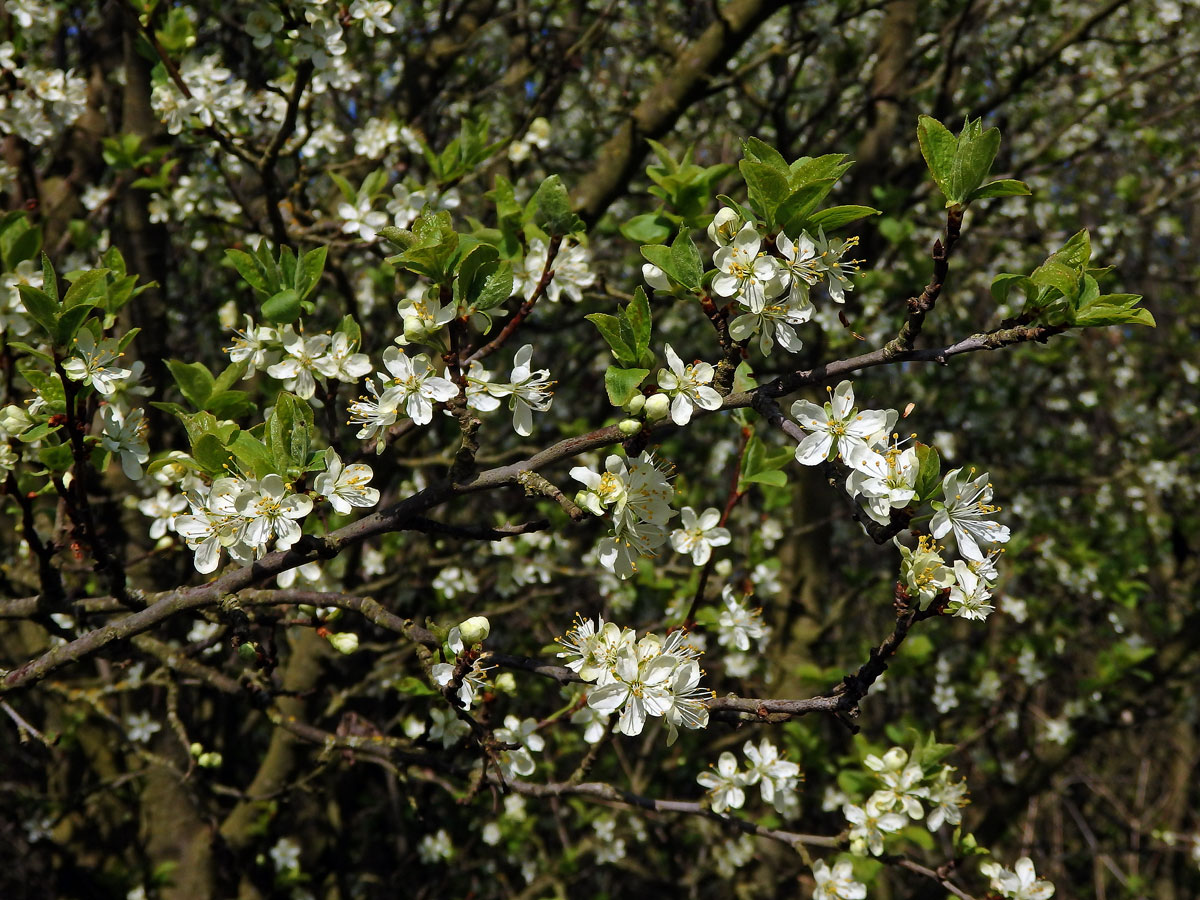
493 672 517 693
237 642 257 661
190 742 204 757
0 405 32 434
618 418 642 436
457 615 490 645
197 751 223 768
625 394 645 414
643 393 670 421
328 632 359 654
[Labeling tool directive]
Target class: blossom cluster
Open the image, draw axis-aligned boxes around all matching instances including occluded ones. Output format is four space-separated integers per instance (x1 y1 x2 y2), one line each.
0 41 88 147
691 207 861 356
695 737 801 814
790 379 1010 619
227 317 371 401
173 451 377 574
556 617 711 743
840 747 969 857
571 452 676 578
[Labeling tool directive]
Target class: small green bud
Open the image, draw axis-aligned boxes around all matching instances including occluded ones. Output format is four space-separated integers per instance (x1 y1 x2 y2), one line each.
328 632 359 654
643 393 670 421
618 418 642 436
625 393 645 414
494 672 517 693
457 615 490 645
237 642 257 661
190 742 204 757
197 751 223 768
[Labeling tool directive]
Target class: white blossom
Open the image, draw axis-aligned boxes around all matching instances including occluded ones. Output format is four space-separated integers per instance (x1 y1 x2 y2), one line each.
790 381 893 466
670 506 731 566
696 751 746 813
658 344 722 425
314 449 379 514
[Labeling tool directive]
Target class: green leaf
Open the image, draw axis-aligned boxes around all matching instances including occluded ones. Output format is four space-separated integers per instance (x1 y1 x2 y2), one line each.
211 360 249 395
775 181 837 234
17 422 57 444
604 366 649 407
16 285 59 338
261 288 301 324
787 154 852 189
225 248 271 295
805 205 880 230
193 433 237 476
40 253 58 303
916 115 958 202
968 179 1031 202
626 286 652 355
1030 260 1079 299
739 159 789 227
266 392 313 474
295 245 328 299
531 175 584 236
38 443 75 474
741 137 789 174
5 341 54 364
457 243 498 296
913 443 941 502
949 121 1001 204
62 269 109 308
585 313 636 367
474 263 514 311
1053 229 1092 269
205 390 256 419
278 245 297 287
229 430 274 479
54 304 95 346
167 359 215 408
669 228 702 291
620 213 673 244
328 171 357 204
990 272 1034 305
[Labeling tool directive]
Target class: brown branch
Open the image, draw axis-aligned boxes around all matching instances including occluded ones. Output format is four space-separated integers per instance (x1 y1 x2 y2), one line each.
503 778 839 850
570 0 793 227
3 321 1071 691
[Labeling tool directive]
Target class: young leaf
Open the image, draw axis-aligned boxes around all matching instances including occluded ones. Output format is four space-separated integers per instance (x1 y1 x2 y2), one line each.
62 269 110 308
226 248 271 295
261 288 301 324
913 443 941 502
167 359 215 409
968 179 1031 202
805 205 881 230
585 313 636 367
626 286 652 356
604 366 649 407
916 115 958 202
531 175 585 236
669 228 702 291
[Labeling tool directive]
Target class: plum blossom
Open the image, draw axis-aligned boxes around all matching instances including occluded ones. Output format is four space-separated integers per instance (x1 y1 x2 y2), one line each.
62 330 131 396
314 450 379 514
811 859 867 900
711 222 784 313
670 506 731 566
377 347 459 425
99 406 149 480
979 857 1055 900
696 751 746 813
790 380 893 466
234 474 313 552
657 344 722 426
931 467 1011 561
